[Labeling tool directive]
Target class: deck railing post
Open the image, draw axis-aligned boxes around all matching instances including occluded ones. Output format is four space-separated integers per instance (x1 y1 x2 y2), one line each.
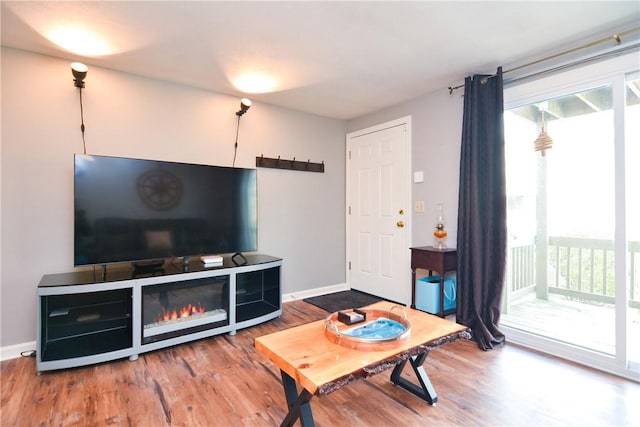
535 155 549 300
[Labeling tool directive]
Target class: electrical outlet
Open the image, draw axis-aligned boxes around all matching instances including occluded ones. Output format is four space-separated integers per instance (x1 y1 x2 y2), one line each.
415 201 425 213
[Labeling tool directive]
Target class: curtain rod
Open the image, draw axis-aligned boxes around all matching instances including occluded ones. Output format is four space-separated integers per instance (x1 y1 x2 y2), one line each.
448 26 640 94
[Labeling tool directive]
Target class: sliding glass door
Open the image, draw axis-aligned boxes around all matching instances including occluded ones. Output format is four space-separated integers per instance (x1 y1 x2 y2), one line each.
625 72 640 371
501 54 639 380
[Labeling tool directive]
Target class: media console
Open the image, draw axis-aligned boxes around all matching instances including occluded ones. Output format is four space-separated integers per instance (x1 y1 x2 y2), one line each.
36 254 281 373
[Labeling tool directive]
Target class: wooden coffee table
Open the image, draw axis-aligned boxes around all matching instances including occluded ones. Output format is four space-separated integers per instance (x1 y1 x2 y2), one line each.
254 301 470 427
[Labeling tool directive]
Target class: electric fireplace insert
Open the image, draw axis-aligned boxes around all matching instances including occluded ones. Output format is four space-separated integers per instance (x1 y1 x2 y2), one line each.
141 275 229 344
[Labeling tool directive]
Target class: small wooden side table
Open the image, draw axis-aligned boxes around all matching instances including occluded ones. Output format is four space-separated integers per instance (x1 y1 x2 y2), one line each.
410 246 457 317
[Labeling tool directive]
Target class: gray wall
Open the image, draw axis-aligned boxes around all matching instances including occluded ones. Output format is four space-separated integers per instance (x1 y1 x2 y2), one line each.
1 47 346 347
1 47 466 350
347 89 464 251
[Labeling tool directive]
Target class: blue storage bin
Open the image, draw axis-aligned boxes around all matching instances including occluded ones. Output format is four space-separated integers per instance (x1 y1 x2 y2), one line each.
416 275 456 314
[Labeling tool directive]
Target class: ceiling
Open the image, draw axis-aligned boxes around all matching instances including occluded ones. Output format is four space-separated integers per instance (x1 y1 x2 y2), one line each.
2 1 639 120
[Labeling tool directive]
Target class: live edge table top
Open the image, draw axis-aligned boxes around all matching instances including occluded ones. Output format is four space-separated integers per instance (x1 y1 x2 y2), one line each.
254 301 470 397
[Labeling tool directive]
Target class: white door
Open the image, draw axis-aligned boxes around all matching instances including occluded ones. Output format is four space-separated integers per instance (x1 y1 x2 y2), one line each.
347 117 411 305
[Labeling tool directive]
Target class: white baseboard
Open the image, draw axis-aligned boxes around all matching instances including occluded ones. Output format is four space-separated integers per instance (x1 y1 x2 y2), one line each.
1 284 350 362
282 282 349 303
1 341 36 361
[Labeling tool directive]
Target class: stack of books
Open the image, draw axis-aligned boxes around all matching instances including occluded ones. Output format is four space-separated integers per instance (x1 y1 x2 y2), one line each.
201 255 223 267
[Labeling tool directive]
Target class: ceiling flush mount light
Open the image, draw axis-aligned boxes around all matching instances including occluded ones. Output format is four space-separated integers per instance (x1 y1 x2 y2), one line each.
48 27 112 56
236 98 252 116
233 72 277 94
71 62 88 88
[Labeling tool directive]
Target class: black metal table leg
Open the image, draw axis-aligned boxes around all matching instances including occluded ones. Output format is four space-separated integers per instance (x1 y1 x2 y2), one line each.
390 352 438 405
280 370 315 427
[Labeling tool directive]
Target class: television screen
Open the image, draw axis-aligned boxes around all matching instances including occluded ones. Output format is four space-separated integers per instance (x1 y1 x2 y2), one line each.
74 154 257 266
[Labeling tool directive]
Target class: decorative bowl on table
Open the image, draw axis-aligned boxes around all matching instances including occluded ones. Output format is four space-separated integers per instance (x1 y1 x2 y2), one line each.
324 306 411 351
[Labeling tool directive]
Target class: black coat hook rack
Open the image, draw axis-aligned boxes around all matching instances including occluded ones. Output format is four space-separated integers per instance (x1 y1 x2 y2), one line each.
256 155 325 173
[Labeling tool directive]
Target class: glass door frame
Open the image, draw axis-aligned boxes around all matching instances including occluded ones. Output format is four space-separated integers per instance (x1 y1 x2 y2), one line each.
502 51 639 381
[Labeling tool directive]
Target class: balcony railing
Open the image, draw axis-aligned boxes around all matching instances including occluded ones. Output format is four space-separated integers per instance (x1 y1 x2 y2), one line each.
505 236 640 308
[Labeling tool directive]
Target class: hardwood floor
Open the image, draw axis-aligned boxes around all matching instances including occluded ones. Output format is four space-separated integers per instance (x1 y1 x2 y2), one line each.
2 300 639 426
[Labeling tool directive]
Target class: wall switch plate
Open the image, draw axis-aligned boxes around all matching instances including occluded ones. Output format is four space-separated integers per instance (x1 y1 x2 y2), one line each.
415 201 425 213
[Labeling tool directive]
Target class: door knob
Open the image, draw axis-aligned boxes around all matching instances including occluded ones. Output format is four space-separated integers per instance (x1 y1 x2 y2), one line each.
397 221 405 228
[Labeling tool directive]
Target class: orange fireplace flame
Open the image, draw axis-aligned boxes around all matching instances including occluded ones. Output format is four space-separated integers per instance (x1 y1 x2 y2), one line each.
159 303 205 322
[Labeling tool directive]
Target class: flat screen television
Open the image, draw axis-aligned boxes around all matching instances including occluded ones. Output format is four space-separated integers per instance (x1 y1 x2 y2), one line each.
74 154 257 266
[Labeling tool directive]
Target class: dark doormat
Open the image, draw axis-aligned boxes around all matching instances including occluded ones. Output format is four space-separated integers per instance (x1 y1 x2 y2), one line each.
303 290 383 313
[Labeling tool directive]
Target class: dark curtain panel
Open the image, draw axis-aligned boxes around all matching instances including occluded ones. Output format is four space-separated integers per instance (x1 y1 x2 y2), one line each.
456 67 507 350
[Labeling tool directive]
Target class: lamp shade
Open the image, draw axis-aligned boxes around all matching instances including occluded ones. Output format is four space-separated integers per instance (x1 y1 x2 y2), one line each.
71 62 88 88
236 98 252 116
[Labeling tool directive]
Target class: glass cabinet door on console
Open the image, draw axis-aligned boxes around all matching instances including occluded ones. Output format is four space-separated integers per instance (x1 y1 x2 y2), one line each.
40 289 133 361
141 276 229 344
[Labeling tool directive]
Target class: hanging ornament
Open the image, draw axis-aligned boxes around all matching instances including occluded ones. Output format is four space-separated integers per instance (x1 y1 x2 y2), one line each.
534 108 553 156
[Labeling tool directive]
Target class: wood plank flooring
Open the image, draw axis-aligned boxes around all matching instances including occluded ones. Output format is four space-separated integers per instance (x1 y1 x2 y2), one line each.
2 300 639 426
